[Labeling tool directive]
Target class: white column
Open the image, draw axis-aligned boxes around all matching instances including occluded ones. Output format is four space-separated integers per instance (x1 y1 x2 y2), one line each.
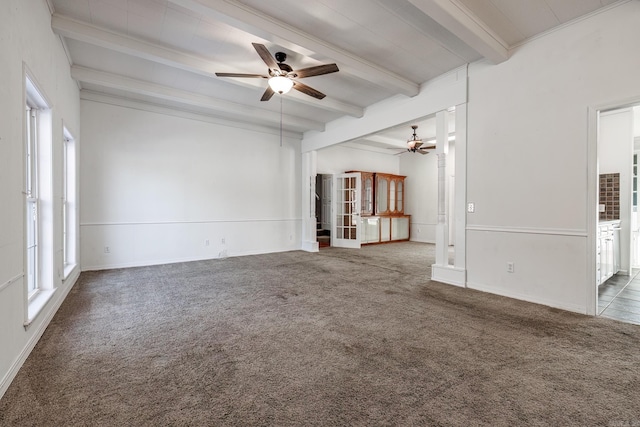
431 106 467 287
301 150 319 252
435 110 449 266
454 105 467 270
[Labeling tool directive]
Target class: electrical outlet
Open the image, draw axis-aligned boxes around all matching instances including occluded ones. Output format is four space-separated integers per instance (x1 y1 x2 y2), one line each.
104 246 110 254
205 239 210 246
506 262 514 273
467 202 475 213
221 237 225 244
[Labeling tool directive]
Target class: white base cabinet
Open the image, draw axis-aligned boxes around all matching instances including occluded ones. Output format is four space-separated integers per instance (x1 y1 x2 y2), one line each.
361 215 410 245
597 221 620 286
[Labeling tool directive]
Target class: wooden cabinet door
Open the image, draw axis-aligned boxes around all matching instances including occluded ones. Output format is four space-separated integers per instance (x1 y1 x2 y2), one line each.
375 174 389 215
361 172 374 215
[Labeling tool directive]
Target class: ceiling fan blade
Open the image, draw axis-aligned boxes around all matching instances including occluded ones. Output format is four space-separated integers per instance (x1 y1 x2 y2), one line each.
291 63 339 78
260 86 275 102
252 43 279 71
292 81 325 99
215 72 267 78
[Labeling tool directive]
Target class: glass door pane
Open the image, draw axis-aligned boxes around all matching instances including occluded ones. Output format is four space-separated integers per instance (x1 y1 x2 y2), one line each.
332 173 361 248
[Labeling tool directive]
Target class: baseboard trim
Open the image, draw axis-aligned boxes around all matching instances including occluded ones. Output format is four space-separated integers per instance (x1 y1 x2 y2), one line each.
431 265 466 287
0 268 80 400
301 240 319 252
466 280 587 315
81 247 303 271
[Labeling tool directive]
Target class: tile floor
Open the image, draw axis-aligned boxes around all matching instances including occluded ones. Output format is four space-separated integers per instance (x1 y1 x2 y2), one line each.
598 269 640 325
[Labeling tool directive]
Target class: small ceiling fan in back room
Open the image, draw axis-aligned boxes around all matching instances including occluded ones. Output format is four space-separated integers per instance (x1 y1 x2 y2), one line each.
215 43 339 101
391 125 436 155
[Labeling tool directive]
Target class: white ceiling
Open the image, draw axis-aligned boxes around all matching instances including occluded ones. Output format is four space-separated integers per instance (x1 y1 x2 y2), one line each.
49 0 621 149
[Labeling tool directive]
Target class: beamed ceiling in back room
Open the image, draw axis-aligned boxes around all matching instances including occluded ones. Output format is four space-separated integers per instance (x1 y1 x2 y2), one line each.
49 0 620 149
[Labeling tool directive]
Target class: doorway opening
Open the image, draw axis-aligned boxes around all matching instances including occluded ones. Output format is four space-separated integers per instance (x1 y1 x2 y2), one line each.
596 105 640 324
315 174 332 248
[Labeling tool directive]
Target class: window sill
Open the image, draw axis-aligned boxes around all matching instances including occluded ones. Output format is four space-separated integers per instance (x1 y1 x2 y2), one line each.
24 288 56 328
63 263 77 281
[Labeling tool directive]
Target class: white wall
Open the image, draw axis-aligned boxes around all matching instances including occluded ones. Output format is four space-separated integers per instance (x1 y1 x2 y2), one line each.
466 1 640 313
399 146 454 244
80 100 301 270
316 145 399 176
0 0 80 398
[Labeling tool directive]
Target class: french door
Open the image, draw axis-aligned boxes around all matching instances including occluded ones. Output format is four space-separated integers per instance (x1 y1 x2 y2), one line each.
332 173 361 248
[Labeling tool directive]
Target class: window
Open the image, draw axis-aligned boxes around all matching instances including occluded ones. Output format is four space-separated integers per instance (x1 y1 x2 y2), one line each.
25 105 38 299
25 71 54 324
62 127 77 277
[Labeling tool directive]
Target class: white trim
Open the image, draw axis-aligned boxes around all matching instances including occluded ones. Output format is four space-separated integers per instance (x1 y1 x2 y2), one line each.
63 263 77 281
301 241 319 252
302 65 468 152
587 106 599 316
169 0 419 96
467 281 587 315
453 102 467 270
587 95 640 316
80 218 302 227
0 268 80 401
407 0 508 63
81 247 302 271
80 91 303 140
0 274 24 293
466 225 588 237
431 265 466 287
25 289 56 327
45 0 55 14
72 66 323 132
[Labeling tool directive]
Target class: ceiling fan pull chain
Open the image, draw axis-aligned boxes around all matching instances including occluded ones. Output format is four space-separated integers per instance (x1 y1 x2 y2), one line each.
280 95 283 147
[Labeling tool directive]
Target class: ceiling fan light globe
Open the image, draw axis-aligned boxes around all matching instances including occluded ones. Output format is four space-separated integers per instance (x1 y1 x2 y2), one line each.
268 76 293 94
407 139 420 149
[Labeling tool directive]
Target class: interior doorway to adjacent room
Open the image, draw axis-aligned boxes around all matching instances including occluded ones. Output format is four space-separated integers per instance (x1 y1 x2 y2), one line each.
596 104 640 324
315 174 332 248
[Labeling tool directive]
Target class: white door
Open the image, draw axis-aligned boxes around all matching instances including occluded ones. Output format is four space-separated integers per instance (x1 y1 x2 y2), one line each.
332 173 361 249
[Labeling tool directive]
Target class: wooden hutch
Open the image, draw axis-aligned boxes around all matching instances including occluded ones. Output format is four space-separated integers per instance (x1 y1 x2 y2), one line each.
346 171 410 244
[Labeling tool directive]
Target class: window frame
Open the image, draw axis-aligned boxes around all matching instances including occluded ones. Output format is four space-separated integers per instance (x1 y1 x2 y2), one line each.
62 126 77 279
24 68 56 326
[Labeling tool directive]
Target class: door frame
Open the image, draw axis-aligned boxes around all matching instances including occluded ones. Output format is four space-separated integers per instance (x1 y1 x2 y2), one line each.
588 96 640 316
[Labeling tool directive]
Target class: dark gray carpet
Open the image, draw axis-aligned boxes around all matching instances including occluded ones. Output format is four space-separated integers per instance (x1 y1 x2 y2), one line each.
1 242 640 426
